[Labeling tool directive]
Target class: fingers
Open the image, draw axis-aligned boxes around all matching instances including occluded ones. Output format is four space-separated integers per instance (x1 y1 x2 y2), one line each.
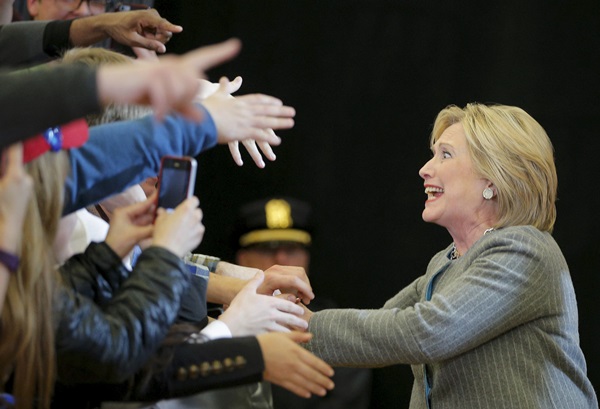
132 46 160 61
277 334 335 398
242 270 265 292
228 141 244 166
241 139 265 168
185 38 242 73
218 76 243 95
258 136 277 161
152 11 184 34
262 273 315 304
228 76 243 94
120 194 156 218
4 142 25 177
292 350 336 397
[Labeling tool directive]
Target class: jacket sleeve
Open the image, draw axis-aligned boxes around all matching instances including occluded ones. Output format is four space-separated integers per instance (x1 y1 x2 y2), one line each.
60 242 209 326
0 20 72 68
55 246 190 384
63 106 218 214
305 227 564 367
130 336 265 400
59 241 131 305
0 64 100 149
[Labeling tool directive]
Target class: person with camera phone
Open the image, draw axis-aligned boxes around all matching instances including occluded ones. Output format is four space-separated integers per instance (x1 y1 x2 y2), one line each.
155 156 197 215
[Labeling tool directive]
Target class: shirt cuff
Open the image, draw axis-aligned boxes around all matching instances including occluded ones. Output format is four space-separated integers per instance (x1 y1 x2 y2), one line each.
200 319 232 340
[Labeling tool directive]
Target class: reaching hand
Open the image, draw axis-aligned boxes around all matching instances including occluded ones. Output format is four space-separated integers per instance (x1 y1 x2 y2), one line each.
152 197 204 258
94 9 182 53
96 38 242 121
219 271 308 336
202 77 295 147
104 194 156 259
257 332 335 398
261 265 314 305
198 76 280 168
0 143 33 253
228 134 278 168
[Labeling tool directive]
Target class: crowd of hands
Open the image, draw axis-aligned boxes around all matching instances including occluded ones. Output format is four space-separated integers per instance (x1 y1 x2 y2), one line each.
0 7 335 400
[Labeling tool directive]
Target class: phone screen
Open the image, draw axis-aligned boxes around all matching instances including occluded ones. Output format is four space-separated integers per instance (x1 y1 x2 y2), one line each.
157 157 197 212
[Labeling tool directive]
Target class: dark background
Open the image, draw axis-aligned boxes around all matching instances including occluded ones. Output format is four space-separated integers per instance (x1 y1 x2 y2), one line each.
155 1 600 407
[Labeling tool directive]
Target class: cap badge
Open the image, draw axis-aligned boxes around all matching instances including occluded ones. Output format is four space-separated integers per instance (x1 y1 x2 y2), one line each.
265 199 293 229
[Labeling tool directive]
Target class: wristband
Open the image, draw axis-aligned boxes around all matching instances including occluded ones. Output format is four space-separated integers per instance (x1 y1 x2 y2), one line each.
0 249 19 273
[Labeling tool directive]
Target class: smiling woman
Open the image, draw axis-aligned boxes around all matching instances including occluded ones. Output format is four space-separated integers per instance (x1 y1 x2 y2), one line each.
299 103 598 409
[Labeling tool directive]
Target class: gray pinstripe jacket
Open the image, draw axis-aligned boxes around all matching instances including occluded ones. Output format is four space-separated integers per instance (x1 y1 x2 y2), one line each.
306 226 597 408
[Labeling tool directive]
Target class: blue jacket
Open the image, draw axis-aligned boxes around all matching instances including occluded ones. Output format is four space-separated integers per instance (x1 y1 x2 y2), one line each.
64 106 217 214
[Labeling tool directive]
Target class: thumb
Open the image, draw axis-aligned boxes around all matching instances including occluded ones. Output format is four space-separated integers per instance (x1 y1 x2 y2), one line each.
123 195 155 217
226 76 243 94
243 270 265 293
217 76 232 94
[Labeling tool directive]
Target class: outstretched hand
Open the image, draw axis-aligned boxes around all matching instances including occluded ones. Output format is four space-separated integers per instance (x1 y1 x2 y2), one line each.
219 271 308 336
71 9 183 53
261 265 314 305
202 76 295 153
96 38 242 122
258 332 335 398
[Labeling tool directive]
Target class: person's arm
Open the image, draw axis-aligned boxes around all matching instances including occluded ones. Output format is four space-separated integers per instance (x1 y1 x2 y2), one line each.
127 332 334 401
1 38 242 150
63 106 217 213
0 144 33 314
55 246 190 383
0 20 49 66
304 227 561 367
0 10 181 67
0 65 100 149
68 9 182 53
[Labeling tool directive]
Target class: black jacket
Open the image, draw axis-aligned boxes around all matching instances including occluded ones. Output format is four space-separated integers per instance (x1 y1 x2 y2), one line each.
53 242 264 407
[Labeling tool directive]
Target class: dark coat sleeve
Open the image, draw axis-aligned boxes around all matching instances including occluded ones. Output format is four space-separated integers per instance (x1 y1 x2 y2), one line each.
55 245 190 384
0 64 101 149
59 241 131 304
129 336 265 401
0 20 71 68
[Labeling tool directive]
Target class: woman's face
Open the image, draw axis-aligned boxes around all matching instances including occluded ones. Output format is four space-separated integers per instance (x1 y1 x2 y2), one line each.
418 123 491 233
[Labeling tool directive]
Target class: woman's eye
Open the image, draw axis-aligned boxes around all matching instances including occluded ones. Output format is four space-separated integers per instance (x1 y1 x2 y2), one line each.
442 150 452 159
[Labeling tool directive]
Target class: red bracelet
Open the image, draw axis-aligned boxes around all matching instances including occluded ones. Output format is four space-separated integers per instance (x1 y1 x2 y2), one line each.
0 249 19 273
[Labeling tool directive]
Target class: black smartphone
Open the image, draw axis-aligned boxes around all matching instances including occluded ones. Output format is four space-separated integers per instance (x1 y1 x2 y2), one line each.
155 156 197 214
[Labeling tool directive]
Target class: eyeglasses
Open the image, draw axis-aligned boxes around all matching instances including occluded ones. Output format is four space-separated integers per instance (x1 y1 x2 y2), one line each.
56 0 115 15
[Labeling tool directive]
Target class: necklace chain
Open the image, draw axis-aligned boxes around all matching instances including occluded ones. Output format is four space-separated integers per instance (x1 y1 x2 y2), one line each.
450 227 495 260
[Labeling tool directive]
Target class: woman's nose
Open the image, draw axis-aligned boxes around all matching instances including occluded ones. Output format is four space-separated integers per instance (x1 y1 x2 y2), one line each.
419 158 434 179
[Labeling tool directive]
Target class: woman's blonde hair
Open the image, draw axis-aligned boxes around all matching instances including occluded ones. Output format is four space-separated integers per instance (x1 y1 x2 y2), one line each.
431 103 557 232
0 151 69 408
61 47 152 125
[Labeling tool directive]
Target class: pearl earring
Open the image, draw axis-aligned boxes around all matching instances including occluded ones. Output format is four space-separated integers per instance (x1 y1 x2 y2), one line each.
483 187 494 200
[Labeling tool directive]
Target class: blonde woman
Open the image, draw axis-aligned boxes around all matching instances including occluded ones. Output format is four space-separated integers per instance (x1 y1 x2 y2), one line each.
302 104 598 409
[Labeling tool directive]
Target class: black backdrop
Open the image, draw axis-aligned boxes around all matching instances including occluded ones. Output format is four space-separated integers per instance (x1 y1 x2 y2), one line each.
154 1 600 407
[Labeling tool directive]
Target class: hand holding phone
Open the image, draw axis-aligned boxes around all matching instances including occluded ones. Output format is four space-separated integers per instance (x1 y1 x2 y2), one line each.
155 156 197 215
